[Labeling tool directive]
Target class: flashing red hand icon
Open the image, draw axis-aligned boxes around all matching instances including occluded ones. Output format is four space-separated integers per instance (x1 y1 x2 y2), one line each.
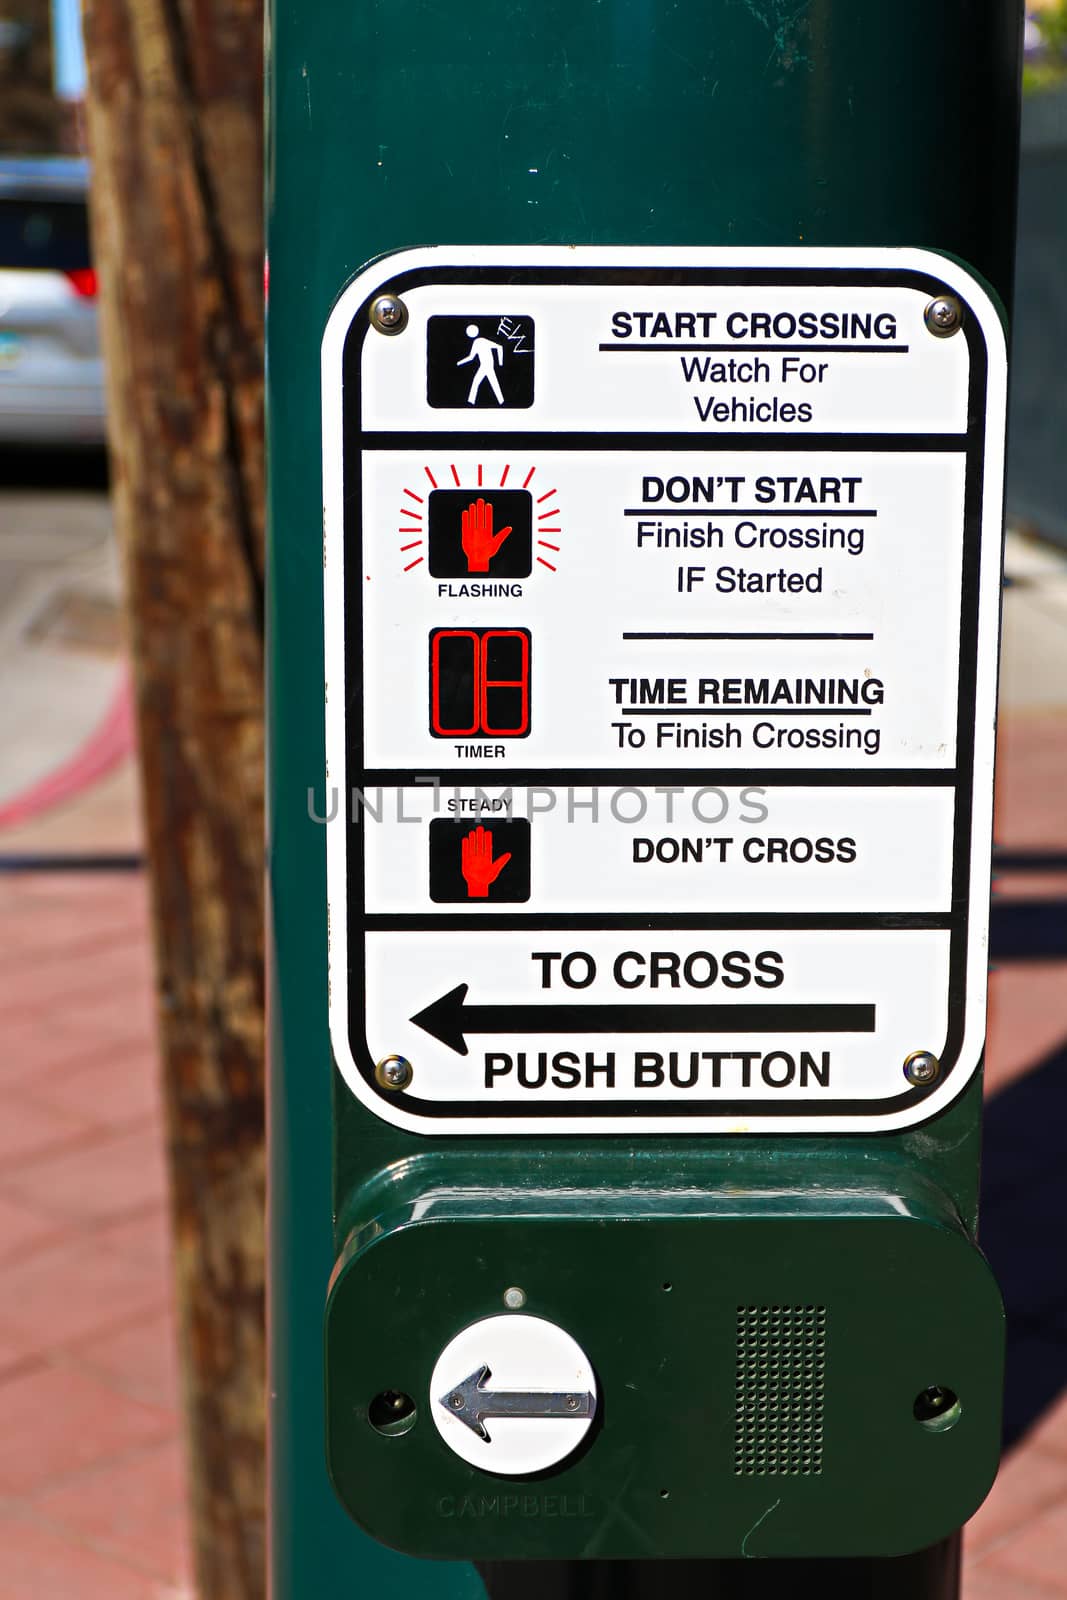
461 498 513 573
461 825 512 899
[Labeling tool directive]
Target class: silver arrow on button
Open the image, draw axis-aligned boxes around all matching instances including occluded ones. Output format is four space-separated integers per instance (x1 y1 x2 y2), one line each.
439 1364 595 1442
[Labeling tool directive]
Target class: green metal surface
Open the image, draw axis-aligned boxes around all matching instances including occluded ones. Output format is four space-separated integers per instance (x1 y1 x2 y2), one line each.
326 1156 1003 1559
266 0 1021 1590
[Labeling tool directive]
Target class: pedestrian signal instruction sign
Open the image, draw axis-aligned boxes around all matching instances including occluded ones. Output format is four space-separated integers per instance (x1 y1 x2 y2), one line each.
321 246 1007 1136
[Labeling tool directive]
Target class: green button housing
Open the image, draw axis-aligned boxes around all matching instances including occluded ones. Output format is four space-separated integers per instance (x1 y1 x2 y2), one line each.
325 1153 1003 1560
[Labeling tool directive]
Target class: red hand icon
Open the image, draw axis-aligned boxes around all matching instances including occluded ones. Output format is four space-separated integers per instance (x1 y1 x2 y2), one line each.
461 498 513 573
461 825 512 899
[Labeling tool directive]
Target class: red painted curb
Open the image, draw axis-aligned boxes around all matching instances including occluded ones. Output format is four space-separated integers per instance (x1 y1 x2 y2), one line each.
0 669 136 833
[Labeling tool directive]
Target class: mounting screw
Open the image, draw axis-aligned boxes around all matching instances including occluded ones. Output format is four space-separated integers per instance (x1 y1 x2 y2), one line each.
369 293 408 335
924 295 964 338
904 1050 941 1087
503 1286 527 1310
375 1054 413 1091
564 1395 580 1411
449 1392 465 1410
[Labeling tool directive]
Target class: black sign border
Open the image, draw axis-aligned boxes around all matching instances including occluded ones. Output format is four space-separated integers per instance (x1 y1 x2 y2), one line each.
337 262 992 1124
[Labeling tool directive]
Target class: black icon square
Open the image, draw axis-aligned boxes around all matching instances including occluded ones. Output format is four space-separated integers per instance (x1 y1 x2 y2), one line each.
429 817 531 903
427 316 535 409
428 489 532 578
429 628 531 739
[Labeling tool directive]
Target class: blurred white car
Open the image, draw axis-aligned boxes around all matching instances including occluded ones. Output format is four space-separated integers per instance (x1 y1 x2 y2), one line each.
0 156 106 445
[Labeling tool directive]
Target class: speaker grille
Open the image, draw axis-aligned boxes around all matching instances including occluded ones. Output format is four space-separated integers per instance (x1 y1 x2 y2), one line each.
734 1304 826 1475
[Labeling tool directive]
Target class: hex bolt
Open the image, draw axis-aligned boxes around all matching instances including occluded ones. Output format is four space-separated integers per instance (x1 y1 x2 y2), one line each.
369 293 408 335
924 295 964 338
903 1050 941 1087
375 1054 413 1091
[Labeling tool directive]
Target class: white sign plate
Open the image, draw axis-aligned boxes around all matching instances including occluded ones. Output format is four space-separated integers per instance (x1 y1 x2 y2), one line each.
322 246 1007 1136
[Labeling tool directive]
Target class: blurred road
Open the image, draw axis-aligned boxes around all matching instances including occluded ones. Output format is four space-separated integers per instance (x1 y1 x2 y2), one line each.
0 447 141 855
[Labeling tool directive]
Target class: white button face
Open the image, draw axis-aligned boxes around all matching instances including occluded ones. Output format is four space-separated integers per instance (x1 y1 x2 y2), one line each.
430 1313 597 1476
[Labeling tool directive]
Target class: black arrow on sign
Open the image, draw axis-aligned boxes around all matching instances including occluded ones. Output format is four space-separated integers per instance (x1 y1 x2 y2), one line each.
440 1365 595 1442
410 983 876 1057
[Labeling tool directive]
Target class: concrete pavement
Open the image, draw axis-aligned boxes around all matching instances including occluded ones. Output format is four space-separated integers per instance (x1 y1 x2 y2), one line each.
0 464 140 855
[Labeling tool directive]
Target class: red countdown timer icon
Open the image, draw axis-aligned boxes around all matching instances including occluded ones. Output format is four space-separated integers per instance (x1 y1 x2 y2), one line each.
429 628 531 739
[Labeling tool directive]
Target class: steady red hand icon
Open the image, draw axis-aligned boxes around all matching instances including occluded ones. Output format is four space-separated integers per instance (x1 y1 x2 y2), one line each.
461 825 512 899
461 498 512 573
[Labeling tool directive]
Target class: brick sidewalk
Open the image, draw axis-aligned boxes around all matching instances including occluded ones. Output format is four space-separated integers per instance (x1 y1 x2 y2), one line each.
960 712 1067 1596
0 729 1065 1596
0 871 192 1600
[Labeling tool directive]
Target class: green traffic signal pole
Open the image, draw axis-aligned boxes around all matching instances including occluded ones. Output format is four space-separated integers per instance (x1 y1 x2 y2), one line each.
266 4 1023 1596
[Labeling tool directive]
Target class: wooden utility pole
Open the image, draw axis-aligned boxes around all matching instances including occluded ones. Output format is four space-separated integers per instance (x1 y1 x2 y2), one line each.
82 3 265 1595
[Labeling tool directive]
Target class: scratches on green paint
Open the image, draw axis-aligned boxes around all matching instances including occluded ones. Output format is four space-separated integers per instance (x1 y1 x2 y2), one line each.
732 0 812 70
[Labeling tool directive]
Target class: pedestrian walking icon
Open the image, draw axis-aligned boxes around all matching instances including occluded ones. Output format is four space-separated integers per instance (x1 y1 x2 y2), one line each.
427 315 535 409
457 325 505 405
